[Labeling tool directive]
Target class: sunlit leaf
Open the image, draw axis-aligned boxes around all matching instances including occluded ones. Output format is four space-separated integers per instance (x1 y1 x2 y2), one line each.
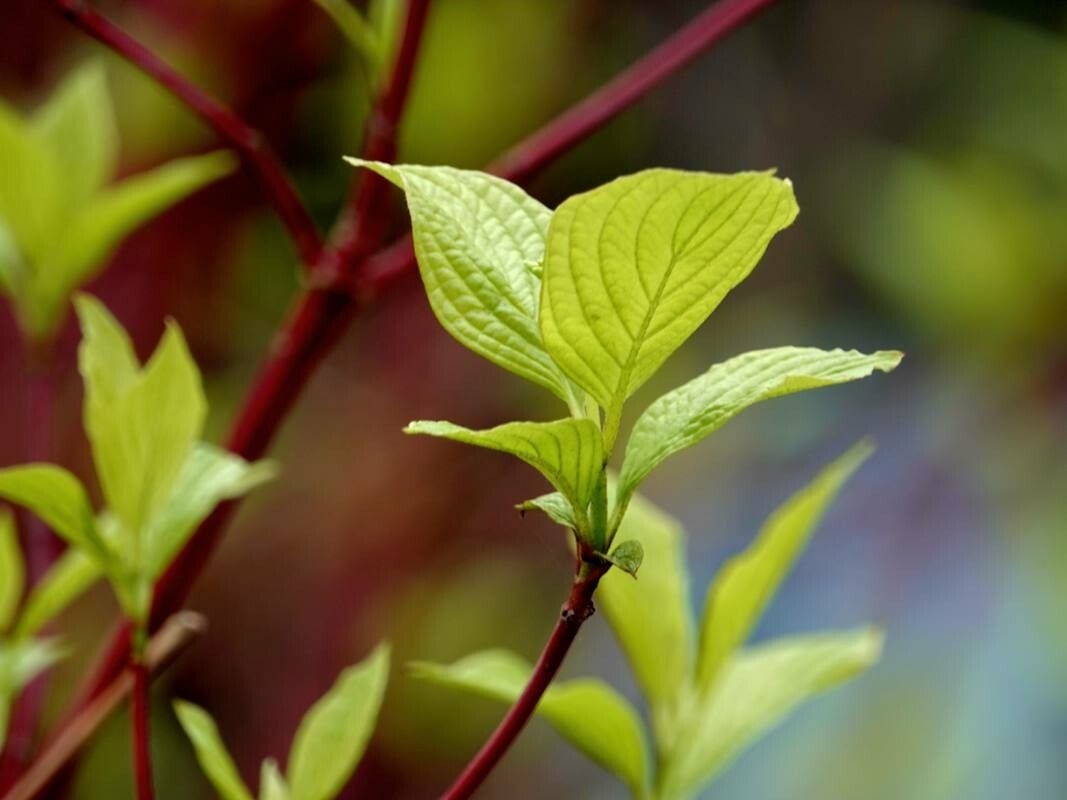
619 347 901 504
695 442 873 691
411 649 650 796
406 419 603 526
173 700 254 800
287 644 390 800
347 160 585 409
0 511 24 632
540 169 798 440
661 629 883 797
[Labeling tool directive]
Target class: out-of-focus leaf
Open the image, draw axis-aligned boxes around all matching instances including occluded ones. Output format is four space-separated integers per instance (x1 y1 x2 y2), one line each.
76 295 207 549
259 760 291 800
145 444 275 580
540 169 797 440
346 161 587 408
29 61 117 207
0 465 109 567
660 629 884 797
0 637 64 751
287 644 390 800
15 547 101 639
599 493 692 720
406 419 602 525
0 105 62 270
618 348 901 504
695 442 873 691
0 511 23 632
313 0 381 69
173 700 253 800
411 649 650 797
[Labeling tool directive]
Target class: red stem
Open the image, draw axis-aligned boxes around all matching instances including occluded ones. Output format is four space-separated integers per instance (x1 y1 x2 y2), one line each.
129 661 154 800
53 0 324 268
441 559 609 800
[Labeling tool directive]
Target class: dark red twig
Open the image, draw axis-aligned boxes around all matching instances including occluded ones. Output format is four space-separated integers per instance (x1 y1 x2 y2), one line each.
53 0 324 268
129 661 154 800
441 556 610 800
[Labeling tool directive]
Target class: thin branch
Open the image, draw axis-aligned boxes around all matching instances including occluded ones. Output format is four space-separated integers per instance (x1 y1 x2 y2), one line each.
54 0 324 268
441 556 610 800
129 660 154 800
40 0 780 783
2 613 205 800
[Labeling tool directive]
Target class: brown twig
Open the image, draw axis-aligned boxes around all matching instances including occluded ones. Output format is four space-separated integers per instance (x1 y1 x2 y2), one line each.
3 613 206 800
440 554 610 800
53 0 324 267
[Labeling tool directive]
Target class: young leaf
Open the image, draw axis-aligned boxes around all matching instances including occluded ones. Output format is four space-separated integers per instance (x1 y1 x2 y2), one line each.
0 465 111 567
540 169 798 437
29 61 117 208
406 419 603 526
618 347 901 504
14 547 102 640
0 511 24 632
410 650 650 797
694 442 874 691
287 643 390 800
606 539 643 578
346 161 584 409
598 493 693 718
144 444 276 580
660 629 884 797
516 491 578 530
259 760 292 800
173 700 254 800
25 151 235 338
76 295 207 544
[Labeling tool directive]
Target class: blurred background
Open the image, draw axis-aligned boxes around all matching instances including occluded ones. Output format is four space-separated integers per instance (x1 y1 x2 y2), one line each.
2 0 1067 797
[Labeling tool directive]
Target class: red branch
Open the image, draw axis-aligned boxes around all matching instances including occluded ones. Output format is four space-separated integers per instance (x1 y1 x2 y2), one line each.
54 0 324 268
441 557 609 800
22 0 782 792
129 662 154 800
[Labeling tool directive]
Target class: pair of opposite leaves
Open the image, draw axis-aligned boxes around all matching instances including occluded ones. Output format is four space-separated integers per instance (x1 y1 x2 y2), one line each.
347 159 900 551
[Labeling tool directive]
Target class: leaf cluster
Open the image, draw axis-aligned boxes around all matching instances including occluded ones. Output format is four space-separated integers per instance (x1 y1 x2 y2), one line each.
414 445 883 799
0 63 234 340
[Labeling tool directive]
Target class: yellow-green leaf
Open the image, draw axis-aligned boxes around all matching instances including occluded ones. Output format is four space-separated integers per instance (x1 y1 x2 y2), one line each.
0 511 23 632
174 700 254 800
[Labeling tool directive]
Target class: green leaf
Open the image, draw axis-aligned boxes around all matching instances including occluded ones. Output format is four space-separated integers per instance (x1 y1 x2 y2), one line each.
516 491 578 530
76 295 207 550
29 61 117 207
540 169 798 442
410 650 650 797
0 511 24 632
661 629 884 797
173 700 254 800
406 419 603 529
618 347 902 504
694 442 874 691
606 539 643 578
144 444 276 581
0 465 111 567
598 493 692 720
15 547 101 640
24 152 235 338
0 104 63 269
313 0 382 68
0 637 65 750
287 643 390 800
346 161 584 409
259 760 291 800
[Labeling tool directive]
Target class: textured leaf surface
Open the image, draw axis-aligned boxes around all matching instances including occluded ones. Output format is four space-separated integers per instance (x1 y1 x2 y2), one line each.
287 644 390 800
599 493 692 716
607 539 643 577
540 169 798 423
411 650 649 796
76 295 207 547
347 160 583 406
0 511 23 632
662 629 883 797
516 491 577 530
620 348 901 501
15 547 101 639
695 443 873 690
144 444 275 580
174 701 253 800
0 465 109 567
406 419 603 519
